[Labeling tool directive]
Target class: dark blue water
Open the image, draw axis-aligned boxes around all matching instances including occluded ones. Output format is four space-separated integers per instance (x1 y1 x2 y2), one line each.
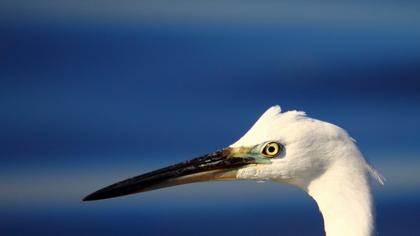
1 2 420 235
1 198 420 235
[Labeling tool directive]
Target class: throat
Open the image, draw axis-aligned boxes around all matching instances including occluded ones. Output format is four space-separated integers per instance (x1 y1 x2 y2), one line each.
306 158 374 236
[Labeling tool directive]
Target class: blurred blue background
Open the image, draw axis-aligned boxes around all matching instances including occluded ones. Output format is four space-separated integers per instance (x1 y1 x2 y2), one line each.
1 1 420 235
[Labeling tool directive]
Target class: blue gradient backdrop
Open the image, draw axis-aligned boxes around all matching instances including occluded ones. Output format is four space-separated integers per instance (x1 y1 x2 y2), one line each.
1 1 420 235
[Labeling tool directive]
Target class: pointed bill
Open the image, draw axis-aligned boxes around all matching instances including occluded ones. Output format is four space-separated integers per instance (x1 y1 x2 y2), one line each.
83 147 259 201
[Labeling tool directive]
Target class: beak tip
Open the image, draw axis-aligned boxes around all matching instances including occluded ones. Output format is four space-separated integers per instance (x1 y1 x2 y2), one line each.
82 191 107 202
82 194 97 202
82 185 134 202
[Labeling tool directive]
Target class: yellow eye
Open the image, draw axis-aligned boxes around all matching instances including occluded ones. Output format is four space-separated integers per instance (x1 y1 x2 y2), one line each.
261 142 282 158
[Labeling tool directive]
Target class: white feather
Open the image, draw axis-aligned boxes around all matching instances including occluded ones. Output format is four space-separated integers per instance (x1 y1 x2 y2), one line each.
233 105 383 236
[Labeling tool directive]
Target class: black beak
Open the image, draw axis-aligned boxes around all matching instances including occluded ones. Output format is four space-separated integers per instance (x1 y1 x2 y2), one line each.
83 148 256 201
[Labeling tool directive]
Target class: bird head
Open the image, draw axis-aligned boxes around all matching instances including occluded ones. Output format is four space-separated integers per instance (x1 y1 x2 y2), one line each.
83 105 363 201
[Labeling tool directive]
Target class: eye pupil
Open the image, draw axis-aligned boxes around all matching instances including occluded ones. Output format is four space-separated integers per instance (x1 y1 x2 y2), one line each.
268 146 275 153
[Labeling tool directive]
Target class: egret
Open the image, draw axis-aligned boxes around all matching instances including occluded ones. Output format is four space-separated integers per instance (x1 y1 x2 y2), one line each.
83 105 384 236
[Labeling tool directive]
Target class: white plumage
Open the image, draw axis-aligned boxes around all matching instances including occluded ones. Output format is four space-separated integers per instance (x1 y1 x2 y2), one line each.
234 106 384 236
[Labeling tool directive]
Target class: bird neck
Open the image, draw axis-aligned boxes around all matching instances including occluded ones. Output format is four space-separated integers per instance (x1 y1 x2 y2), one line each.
306 156 374 236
